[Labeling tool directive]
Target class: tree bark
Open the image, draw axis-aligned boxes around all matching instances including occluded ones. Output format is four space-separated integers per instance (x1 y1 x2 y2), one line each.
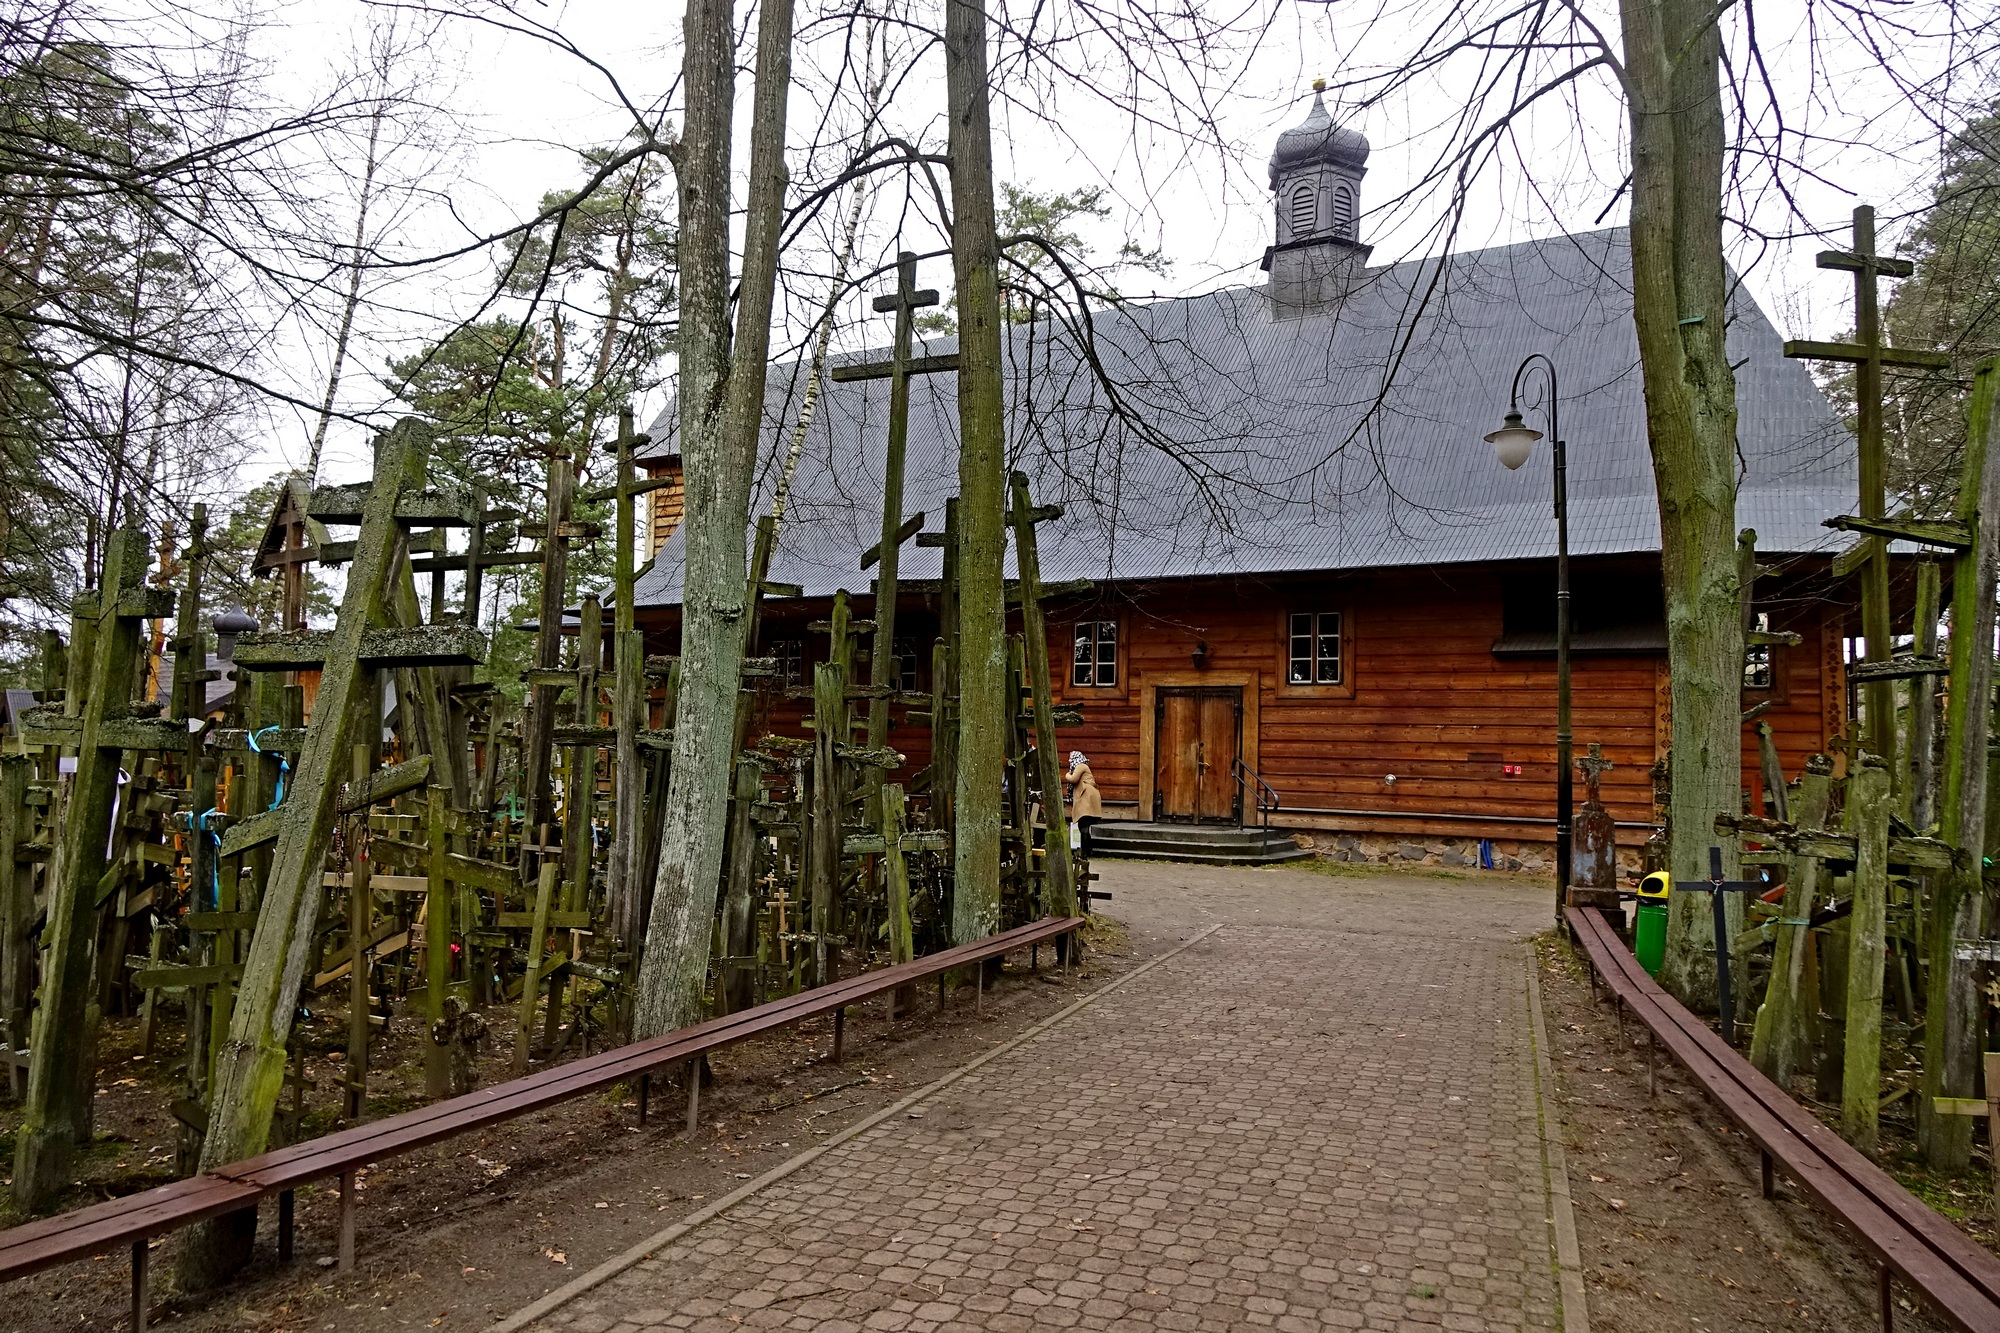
632 0 795 1038
1620 0 1744 1006
306 98 386 484
945 0 1007 943
1920 357 2000 1168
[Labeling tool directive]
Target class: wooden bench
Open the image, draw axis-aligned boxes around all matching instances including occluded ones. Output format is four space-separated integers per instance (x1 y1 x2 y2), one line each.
0 916 1083 1327
1566 905 2000 1332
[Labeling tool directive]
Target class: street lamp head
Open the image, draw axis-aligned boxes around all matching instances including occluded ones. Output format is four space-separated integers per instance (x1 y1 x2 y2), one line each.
1484 411 1542 470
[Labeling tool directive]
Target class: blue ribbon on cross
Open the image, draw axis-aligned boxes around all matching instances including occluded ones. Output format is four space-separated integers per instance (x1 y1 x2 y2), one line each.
191 807 221 912
247 726 289 809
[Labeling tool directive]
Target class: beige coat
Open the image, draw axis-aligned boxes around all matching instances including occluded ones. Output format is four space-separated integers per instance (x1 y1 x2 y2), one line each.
1066 760 1103 821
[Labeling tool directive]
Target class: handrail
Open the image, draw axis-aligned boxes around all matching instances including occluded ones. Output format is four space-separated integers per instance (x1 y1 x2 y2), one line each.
0 916 1083 1328
1565 905 2000 1332
1232 758 1279 849
1232 758 1279 821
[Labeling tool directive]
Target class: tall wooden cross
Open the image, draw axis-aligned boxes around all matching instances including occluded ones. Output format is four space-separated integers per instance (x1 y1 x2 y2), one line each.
13 526 180 1209
834 251 960 752
1785 205 1952 777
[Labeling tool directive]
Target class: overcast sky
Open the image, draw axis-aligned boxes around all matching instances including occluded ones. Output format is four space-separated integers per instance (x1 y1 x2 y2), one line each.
260 0 1984 488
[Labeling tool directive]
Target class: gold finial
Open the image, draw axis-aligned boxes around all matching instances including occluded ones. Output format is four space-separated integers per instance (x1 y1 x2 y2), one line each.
1312 77 1326 93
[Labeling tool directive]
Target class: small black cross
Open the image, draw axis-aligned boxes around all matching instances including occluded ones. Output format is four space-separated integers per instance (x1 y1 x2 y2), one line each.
1705 845 1766 1045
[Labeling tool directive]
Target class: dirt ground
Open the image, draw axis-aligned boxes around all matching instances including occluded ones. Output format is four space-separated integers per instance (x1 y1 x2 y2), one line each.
7 864 1998 1332
5 918 1136 1333
1536 933 1958 1331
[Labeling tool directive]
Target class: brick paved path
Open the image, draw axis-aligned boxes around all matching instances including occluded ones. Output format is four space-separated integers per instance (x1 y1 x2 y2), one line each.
528 864 1560 1332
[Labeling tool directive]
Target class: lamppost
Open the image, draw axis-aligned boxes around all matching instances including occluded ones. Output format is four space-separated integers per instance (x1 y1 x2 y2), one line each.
1483 354 1570 920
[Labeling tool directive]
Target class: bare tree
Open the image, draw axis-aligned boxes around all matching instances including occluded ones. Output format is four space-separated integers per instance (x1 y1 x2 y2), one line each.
631 0 801 1038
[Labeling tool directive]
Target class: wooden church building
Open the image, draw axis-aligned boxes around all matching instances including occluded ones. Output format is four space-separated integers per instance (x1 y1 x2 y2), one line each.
626 90 1861 869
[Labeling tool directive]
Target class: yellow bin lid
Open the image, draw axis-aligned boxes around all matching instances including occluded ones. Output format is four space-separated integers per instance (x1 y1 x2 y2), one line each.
1637 870 1671 899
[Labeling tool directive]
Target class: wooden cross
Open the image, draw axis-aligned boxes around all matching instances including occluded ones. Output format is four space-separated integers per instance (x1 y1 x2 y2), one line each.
1575 742 1612 805
1931 1050 2000 1218
1785 206 1953 773
845 783 948 969
12 526 186 1208
1008 472 1075 918
1705 845 1767 1047
835 252 960 756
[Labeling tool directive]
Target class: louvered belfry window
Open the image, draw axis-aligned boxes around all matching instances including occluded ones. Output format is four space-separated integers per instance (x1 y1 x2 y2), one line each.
1332 184 1355 239
1289 185 1317 238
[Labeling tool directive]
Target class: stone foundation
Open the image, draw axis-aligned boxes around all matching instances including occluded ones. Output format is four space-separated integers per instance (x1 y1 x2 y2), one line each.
1285 828 1642 877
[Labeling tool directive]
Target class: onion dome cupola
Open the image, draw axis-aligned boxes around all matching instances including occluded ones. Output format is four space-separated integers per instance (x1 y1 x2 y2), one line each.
1268 79 1369 246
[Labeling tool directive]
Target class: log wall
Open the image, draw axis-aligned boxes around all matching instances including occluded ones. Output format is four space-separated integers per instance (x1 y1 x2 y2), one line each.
1047 565 1839 845
639 560 1846 846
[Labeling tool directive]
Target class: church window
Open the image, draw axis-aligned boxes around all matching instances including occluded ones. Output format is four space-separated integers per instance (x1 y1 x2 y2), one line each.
1744 612 1773 690
1289 612 1342 685
1073 621 1118 687
1288 185 1317 238
1331 184 1355 239
768 638 803 684
891 638 922 691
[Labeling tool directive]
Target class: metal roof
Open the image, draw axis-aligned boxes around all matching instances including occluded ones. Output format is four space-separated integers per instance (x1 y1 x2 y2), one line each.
632 227 1854 608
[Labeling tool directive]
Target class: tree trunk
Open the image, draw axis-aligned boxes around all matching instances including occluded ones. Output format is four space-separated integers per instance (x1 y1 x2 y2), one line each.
1919 357 2000 1168
306 99 386 484
632 0 795 1038
945 0 1006 943
1620 0 1744 1006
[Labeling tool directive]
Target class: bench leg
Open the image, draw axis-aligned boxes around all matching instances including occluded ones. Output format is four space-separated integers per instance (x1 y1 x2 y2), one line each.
1879 1265 1893 1330
638 1072 650 1127
685 1059 700 1135
131 1239 148 1333
976 965 984 1013
279 1188 296 1262
937 974 945 1011
1761 1150 1774 1200
1646 1033 1656 1098
339 1168 357 1273
832 1008 845 1063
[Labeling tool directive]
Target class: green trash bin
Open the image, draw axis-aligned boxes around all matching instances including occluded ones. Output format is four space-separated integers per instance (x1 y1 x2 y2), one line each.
1634 870 1670 976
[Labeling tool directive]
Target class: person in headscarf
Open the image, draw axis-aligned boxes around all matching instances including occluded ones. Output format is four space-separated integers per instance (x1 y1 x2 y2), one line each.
1065 750 1103 857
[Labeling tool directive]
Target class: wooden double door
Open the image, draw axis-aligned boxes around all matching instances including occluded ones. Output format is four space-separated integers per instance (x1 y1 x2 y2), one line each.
1153 686 1242 824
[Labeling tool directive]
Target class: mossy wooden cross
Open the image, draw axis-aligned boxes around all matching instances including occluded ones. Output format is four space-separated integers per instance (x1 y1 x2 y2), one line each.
1703 844 1767 1051
835 250 951 761
12 525 181 1213
1784 205 1954 779
194 421 450 1176
1007 471 1076 920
